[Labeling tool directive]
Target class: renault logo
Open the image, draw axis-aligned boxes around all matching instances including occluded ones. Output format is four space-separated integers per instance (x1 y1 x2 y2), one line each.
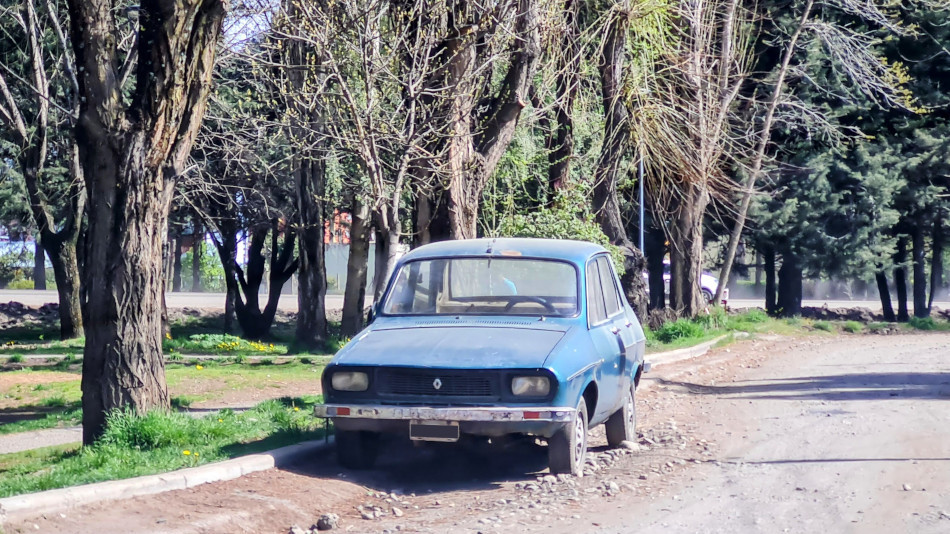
432 378 443 390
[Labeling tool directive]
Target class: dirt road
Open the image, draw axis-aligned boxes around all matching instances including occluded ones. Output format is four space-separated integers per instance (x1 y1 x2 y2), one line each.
5 332 949 534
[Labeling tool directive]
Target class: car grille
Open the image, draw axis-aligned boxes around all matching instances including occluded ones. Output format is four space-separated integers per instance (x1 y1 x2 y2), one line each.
376 369 498 399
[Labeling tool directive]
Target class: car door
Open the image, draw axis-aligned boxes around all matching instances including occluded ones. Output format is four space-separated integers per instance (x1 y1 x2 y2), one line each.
586 257 623 423
596 256 638 399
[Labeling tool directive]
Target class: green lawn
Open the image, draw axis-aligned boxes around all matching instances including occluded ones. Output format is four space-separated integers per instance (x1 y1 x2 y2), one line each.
0 397 325 498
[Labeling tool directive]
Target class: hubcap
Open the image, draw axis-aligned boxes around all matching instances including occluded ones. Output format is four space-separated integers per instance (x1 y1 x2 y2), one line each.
573 412 586 469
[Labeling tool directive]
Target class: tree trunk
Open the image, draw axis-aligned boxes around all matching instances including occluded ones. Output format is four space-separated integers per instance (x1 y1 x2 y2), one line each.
235 224 298 340
192 218 203 292
668 184 708 317
414 185 452 246
592 4 631 248
776 251 802 317
342 197 371 337
895 236 909 322
33 240 46 290
645 223 665 310
212 225 239 334
764 245 776 315
876 271 895 322
373 208 402 302
930 215 943 308
544 0 580 201
69 0 227 443
294 158 328 351
911 221 929 318
619 246 648 321
445 0 540 239
172 233 183 292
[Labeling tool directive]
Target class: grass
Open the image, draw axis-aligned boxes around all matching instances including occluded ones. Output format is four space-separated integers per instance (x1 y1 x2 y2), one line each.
645 308 802 353
813 320 834 332
0 403 82 435
842 321 863 333
0 397 325 498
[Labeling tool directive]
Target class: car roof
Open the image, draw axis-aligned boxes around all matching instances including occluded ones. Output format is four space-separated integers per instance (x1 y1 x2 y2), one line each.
399 238 608 266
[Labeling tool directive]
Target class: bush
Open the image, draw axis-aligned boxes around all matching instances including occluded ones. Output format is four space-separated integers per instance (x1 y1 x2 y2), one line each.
842 321 863 333
654 319 705 343
908 317 937 330
497 190 626 274
813 321 834 332
694 307 729 330
6 277 33 289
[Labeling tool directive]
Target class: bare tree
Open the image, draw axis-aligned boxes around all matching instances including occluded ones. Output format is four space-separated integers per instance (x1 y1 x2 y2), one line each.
0 0 85 339
66 0 227 443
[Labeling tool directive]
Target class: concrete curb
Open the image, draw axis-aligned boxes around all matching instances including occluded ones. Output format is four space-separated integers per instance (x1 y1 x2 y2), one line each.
646 332 749 369
0 437 333 525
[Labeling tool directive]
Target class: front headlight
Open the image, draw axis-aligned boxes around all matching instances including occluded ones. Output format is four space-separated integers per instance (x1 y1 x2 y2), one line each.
511 376 550 396
331 371 369 392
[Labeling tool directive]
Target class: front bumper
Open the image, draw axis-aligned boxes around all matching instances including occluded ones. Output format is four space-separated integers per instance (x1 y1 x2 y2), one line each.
315 404 575 422
315 404 576 438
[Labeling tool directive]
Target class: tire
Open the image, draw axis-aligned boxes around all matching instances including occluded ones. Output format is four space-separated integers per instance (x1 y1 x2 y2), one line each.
702 289 714 303
605 383 636 447
335 430 379 469
548 398 588 476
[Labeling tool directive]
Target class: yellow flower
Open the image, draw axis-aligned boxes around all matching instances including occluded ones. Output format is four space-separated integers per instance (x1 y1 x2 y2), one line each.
293 406 300 412
165 332 172 340
218 418 223 422
194 452 199 457
183 450 191 455
196 364 203 370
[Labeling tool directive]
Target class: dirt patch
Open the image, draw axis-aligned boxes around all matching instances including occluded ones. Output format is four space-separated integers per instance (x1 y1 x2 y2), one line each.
0 370 75 392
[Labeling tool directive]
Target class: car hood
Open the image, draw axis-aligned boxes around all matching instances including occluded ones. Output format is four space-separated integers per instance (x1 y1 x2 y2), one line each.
336 325 566 369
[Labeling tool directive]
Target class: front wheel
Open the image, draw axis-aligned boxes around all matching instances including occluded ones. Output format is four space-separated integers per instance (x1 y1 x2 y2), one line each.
702 289 714 303
548 398 588 476
605 383 636 447
335 430 379 470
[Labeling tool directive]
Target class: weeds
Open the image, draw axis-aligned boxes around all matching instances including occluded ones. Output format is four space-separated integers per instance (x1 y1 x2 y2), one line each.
842 321 863 333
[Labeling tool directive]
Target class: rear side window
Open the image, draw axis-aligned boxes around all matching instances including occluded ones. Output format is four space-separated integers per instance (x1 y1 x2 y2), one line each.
586 261 607 325
597 256 622 317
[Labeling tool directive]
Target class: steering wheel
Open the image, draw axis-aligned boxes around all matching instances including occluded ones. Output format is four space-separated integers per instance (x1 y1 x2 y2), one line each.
503 295 558 314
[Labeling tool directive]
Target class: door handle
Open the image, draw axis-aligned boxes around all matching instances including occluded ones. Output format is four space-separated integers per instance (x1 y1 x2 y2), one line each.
610 327 620 335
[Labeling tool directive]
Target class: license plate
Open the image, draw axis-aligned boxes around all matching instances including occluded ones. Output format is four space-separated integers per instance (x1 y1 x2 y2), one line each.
409 420 460 442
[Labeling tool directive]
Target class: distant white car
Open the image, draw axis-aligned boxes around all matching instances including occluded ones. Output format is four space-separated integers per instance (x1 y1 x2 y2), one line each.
643 261 723 304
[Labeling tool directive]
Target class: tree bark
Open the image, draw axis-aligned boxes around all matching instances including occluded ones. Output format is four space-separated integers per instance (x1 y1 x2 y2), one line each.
592 4 631 248
668 184 708 317
895 236 909 322
876 271 895 322
911 221 929 318
764 245 776 315
33 240 47 290
776 251 802 317
294 158 328 351
445 0 541 239
342 197 371 337
645 222 665 310
544 0 580 201
69 0 227 443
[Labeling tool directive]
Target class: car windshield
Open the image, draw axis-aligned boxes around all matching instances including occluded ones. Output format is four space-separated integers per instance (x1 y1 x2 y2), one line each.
381 257 578 316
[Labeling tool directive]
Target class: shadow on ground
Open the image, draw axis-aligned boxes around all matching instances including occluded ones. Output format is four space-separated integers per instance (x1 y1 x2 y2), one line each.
653 372 950 401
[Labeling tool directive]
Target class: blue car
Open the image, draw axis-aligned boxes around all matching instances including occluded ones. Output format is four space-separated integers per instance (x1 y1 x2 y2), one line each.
314 238 647 475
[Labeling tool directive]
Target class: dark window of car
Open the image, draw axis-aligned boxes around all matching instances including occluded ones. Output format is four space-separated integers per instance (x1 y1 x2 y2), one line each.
586 260 607 325
596 256 622 317
382 257 578 316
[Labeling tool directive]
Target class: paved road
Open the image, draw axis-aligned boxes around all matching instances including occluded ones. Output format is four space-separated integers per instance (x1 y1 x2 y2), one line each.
4 290 947 314
0 290 353 312
8 333 949 533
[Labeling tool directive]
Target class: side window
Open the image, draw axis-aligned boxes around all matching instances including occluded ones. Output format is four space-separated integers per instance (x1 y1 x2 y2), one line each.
597 256 622 317
586 261 607 325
